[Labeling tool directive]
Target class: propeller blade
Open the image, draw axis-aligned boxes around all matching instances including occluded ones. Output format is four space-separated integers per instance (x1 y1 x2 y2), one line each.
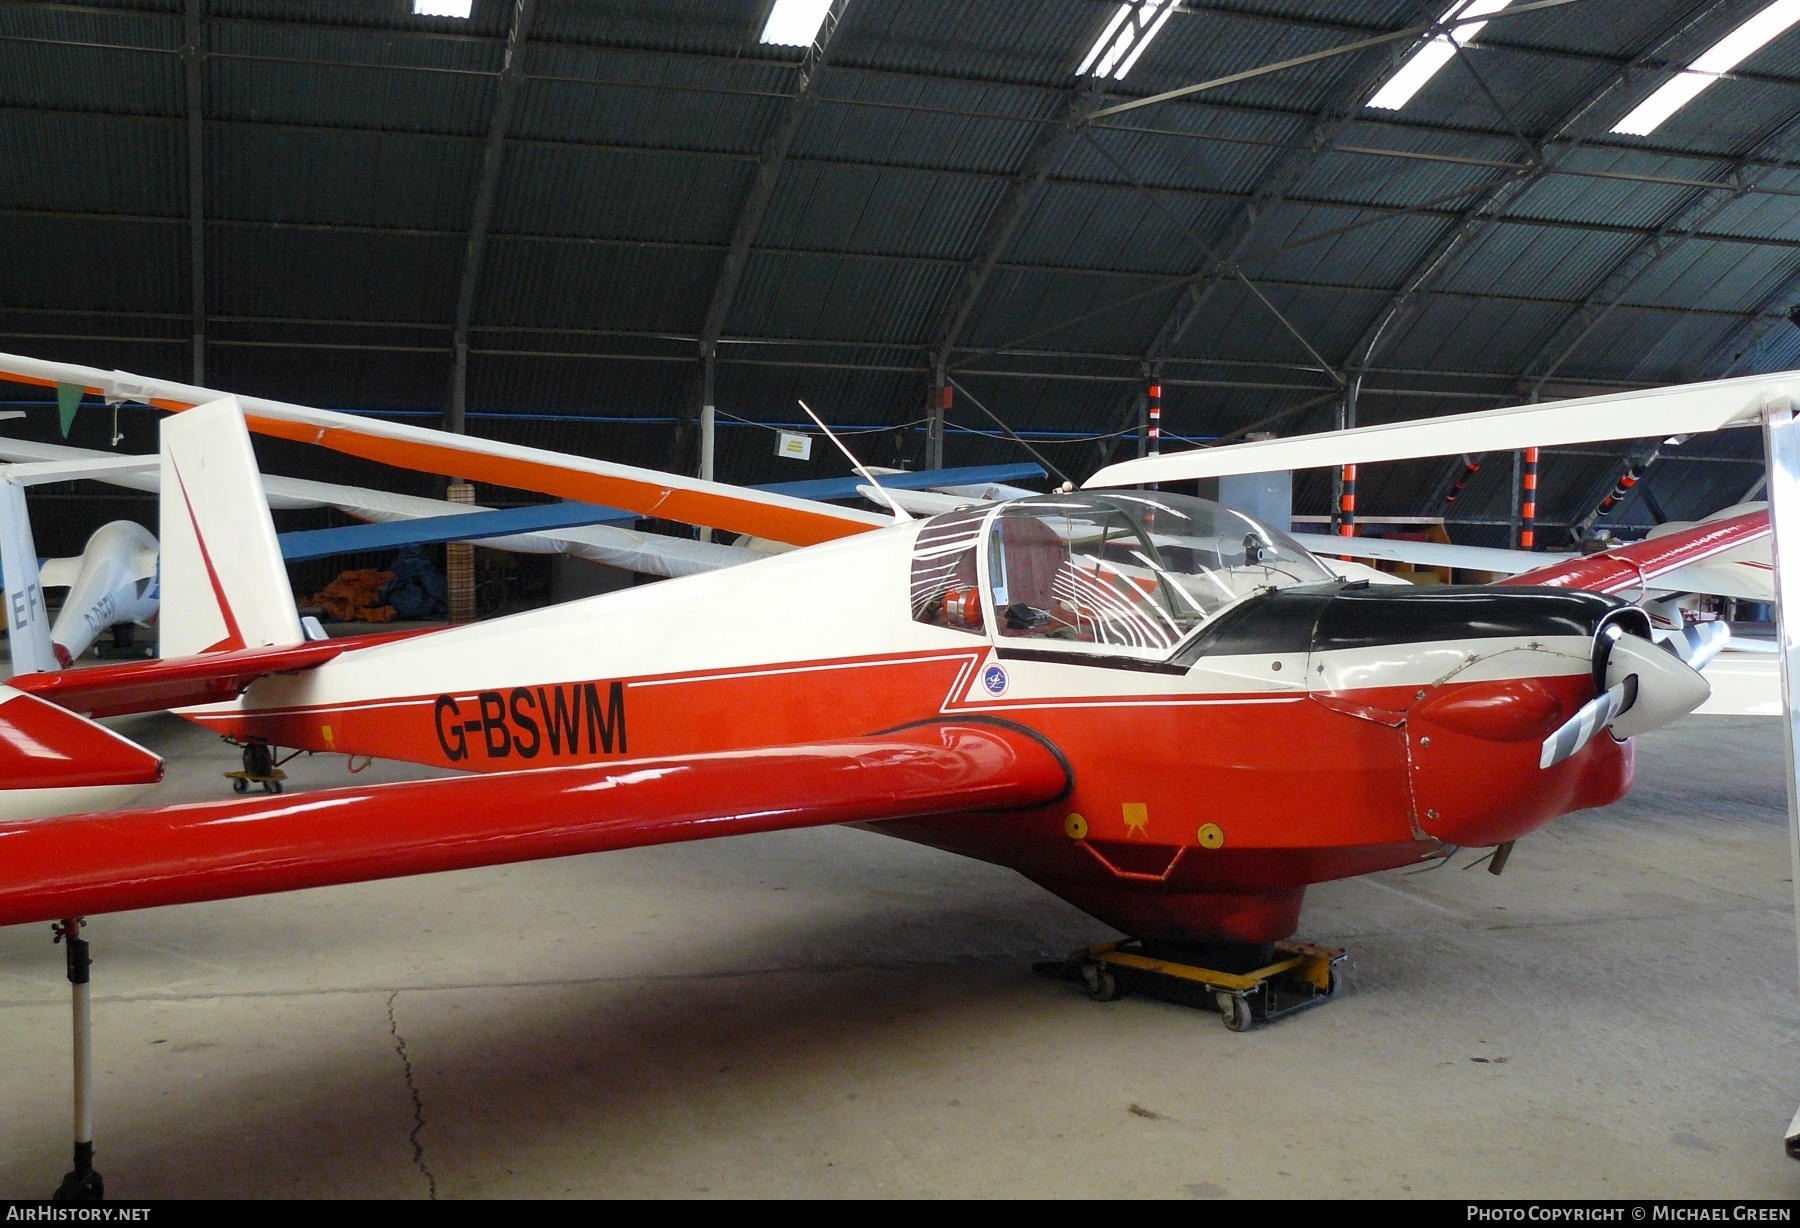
1539 678 1634 770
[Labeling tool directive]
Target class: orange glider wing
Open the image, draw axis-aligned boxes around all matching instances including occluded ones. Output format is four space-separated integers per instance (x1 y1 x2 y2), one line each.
0 352 889 547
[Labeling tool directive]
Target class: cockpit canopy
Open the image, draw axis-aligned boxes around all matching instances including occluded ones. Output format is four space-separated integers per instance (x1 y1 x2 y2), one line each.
911 491 1331 655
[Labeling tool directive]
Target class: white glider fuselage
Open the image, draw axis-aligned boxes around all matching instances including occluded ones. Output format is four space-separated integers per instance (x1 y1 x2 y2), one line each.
45 520 160 667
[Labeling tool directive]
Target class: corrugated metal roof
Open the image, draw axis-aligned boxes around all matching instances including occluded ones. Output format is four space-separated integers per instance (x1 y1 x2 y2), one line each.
492 142 752 243
724 248 958 341
477 236 722 331
515 47 789 151
801 71 1055 175
0 113 184 213
7 0 1800 534
208 225 463 320
756 160 1004 259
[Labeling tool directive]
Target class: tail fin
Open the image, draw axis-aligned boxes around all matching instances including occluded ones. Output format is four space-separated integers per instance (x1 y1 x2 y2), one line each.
0 479 56 673
159 396 304 658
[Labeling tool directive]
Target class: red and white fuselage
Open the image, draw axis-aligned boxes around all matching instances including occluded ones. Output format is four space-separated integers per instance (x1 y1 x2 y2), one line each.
182 493 1672 945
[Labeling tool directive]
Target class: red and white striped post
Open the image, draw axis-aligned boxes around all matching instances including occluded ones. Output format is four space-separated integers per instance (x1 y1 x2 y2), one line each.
1520 447 1539 549
1444 456 1481 508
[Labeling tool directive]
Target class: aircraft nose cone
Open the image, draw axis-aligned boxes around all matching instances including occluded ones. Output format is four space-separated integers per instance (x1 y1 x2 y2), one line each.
1604 634 1710 738
52 643 72 669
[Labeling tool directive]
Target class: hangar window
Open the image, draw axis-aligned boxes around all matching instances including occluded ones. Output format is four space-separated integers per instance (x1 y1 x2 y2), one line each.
1613 0 1800 135
985 493 1330 655
1077 1 1177 80
1368 1 1514 112
910 507 987 635
413 0 473 16
761 0 834 47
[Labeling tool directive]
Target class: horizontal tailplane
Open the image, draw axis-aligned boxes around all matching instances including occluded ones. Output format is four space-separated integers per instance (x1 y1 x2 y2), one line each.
0 686 163 821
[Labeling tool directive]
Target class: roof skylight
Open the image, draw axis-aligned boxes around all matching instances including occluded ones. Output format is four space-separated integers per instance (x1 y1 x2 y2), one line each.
1367 0 1514 111
1077 1 1177 81
1613 0 1800 136
761 0 834 47
413 0 473 17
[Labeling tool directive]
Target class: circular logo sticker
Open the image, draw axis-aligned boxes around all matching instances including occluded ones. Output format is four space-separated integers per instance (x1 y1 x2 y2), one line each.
982 664 1008 696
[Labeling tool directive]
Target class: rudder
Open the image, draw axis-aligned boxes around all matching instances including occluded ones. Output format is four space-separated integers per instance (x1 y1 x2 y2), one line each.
159 396 304 658
0 479 55 673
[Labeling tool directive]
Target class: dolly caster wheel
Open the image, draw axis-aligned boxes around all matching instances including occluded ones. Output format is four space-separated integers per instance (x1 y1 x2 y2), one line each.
262 778 282 795
231 777 249 794
1216 992 1253 1032
1082 963 1120 1002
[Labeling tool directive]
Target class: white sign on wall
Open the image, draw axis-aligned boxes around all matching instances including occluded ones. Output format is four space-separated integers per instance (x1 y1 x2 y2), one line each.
776 431 813 461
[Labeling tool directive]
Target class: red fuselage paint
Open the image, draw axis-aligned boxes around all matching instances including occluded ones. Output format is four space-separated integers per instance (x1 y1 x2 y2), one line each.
185 646 1631 945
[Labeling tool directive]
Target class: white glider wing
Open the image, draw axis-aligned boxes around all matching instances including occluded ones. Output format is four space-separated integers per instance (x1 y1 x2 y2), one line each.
1086 371 1799 488
0 438 762 579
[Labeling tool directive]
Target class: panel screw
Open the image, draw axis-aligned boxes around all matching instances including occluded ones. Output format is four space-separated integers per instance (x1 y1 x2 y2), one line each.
1427 808 1440 820
1420 736 1432 748
1271 660 1282 671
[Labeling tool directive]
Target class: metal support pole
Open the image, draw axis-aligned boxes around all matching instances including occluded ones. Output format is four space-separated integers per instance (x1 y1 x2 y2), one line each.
698 353 716 543
1755 401 1800 1160
927 367 947 470
698 352 716 483
52 917 101 1204
1136 387 1148 459
183 0 205 385
448 341 468 437
1330 410 1346 534
1510 450 1523 548
1521 447 1539 549
1332 378 1358 536
448 0 536 434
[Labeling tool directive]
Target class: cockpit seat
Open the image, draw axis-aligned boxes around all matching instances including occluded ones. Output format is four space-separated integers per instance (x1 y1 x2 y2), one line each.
992 514 1067 631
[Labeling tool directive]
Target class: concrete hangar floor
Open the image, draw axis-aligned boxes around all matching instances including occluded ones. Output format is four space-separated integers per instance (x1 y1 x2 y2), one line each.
0 711 1796 1200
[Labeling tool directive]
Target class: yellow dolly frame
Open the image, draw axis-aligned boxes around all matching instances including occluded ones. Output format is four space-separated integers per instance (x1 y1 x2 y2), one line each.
1036 939 1345 1031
